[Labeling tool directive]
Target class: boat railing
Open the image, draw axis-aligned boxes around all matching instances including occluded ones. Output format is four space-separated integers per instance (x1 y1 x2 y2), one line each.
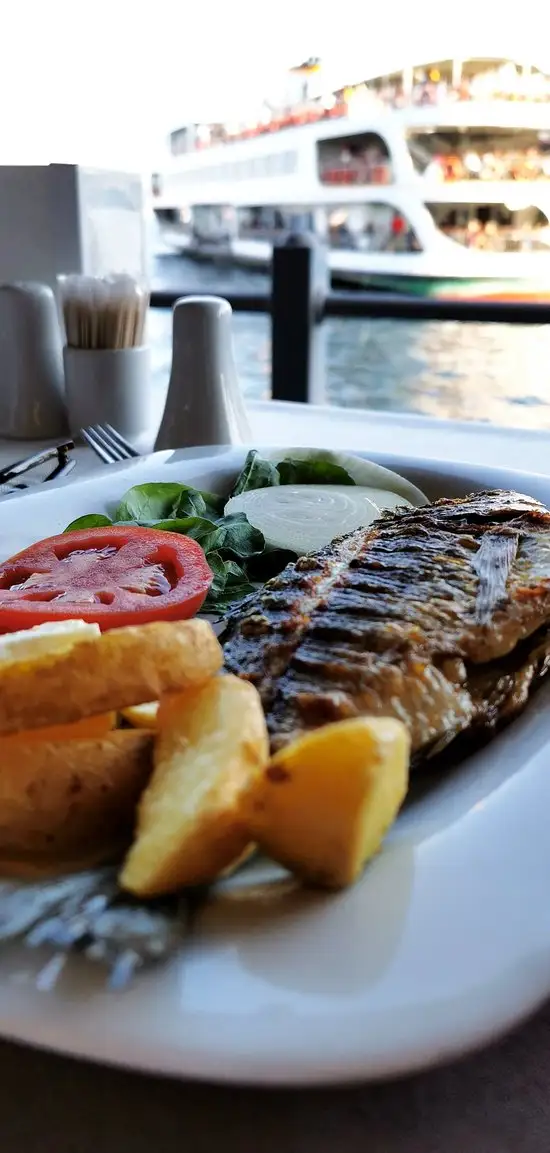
171 77 550 156
150 235 550 405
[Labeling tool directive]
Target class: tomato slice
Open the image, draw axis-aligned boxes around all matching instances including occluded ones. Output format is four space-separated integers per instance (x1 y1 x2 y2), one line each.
0 526 213 632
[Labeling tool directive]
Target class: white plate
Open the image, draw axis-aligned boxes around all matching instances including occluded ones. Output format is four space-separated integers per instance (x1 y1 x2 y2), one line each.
0 444 550 1086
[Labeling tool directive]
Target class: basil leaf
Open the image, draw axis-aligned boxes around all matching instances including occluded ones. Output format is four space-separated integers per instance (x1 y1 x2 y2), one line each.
205 551 228 599
174 489 207 518
230 450 280 496
113 483 186 523
224 559 250 582
144 517 222 553
203 556 255 612
113 482 225 524
64 513 113 532
175 488 224 519
210 513 264 559
198 489 225 517
206 587 254 613
277 459 355 486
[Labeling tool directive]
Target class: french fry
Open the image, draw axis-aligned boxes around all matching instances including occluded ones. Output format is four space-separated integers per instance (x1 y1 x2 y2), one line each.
120 676 269 897
121 702 159 730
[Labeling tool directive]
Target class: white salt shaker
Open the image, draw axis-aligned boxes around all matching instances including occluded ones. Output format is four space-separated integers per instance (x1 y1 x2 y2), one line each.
154 296 251 451
0 282 68 439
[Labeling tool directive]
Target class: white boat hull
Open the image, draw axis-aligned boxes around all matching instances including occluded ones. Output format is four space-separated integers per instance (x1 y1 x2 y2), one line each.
154 220 550 298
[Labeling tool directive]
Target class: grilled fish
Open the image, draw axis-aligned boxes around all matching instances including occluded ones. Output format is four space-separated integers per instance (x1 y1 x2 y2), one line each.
223 490 550 763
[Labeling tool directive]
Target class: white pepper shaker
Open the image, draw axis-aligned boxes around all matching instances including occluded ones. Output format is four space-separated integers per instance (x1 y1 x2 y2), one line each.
154 295 251 451
0 282 68 439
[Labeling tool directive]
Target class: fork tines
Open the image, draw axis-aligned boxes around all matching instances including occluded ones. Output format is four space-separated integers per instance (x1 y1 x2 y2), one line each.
81 424 140 464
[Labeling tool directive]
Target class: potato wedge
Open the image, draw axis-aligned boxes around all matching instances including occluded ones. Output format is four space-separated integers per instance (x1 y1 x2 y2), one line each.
120 676 269 897
0 730 154 878
243 717 410 889
0 618 222 736
121 702 159 730
0 712 116 743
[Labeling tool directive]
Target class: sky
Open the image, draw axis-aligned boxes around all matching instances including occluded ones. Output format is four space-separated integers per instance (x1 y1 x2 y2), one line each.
1 0 549 171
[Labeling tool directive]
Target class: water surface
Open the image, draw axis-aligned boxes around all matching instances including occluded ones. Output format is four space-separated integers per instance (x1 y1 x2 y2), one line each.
150 253 550 430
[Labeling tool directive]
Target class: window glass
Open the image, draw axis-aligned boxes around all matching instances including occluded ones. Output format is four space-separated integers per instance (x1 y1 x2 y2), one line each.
317 133 392 185
427 201 550 251
409 128 550 181
321 203 422 252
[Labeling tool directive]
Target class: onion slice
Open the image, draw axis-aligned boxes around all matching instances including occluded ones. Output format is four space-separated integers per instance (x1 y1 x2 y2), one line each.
225 485 413 554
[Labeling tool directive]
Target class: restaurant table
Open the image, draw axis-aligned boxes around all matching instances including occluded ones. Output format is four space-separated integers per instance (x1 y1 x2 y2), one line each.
1 399 550 1153
4 398 550 477
2 1001 550 1153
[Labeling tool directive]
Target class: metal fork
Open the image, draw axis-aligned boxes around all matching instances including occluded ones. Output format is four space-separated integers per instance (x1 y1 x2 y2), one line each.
81 424 140 464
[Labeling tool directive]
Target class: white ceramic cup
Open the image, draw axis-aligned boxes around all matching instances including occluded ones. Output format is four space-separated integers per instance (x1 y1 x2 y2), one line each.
63 345 152 441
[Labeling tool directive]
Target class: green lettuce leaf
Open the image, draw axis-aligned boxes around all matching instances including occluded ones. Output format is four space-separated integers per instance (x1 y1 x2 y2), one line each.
209 512 264 559
277 458 355 486
230 450 280 496
64 513 113 531
175 487 224 519
114 483 186 523
113 482 224 524
203 555 255 614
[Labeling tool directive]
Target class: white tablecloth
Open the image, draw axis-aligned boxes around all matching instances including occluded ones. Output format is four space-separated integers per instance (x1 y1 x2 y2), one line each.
2 400 550 481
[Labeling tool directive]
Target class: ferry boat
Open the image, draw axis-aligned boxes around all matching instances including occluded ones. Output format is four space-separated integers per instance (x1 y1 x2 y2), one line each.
153 56 550 300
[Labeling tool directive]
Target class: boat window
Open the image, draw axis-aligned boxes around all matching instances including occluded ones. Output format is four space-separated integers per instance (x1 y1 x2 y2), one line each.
178 151 298 184
426 202 550 251
280 151 299 175
154 207 182 227
320 204 422 253
237 206 314 239
408 128 550 181
170 127 192 156
317 133 393 185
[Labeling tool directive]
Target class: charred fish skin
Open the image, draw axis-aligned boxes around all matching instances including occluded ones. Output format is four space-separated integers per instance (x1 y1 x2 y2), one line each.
223 489 550 762
222 531 366 710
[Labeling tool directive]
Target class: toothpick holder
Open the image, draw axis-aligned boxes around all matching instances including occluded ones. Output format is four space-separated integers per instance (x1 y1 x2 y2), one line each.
63 345 152 440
